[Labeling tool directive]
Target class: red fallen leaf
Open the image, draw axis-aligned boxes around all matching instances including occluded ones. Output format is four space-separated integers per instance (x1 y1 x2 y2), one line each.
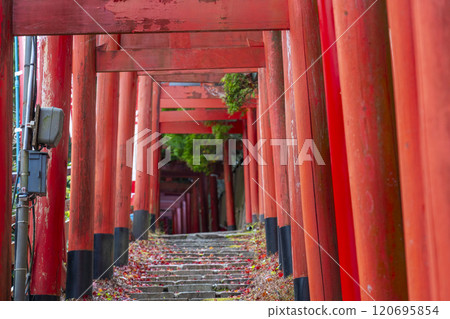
278 272 283 278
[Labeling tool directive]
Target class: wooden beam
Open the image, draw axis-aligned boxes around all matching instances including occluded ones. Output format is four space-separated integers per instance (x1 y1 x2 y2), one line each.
160 121 243 134
160 98 257 109
160 85 224 99
160 109 243 122
145 68 257 83
161 98 225 109
14 0 289 35
96 47 265 72
121 32 263 49
140 68 257 76
152 73 225 83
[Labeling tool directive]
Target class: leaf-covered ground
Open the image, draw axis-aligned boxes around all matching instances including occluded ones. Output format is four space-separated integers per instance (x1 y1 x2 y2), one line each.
79 226 294 301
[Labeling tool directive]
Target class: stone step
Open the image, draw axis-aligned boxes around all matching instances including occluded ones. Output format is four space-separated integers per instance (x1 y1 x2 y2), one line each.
147 242 241 247
147 269 245 276
146 263 248 270
176 291 216 299
166 252 253 258
160 258 251 263
131 292 175 300
216 291 242 298
140 278 251 286
141 274 248 282
157 231 252 240
167 283 248 293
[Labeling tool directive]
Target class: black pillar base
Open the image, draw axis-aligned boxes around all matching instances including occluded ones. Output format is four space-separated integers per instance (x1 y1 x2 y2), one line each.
252 214 258 223
280 225 293 277
294 277 310 301
278 226 283 267
93 233 114 280
259 214 265 223
132 210 149 240
31 295 59 301
150 213 156 232
66 250 93 300
113 227 129 267
227 225 237 231
264 217 278 255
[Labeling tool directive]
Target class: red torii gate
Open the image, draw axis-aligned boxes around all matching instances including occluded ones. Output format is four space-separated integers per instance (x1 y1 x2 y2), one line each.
1 0 448 304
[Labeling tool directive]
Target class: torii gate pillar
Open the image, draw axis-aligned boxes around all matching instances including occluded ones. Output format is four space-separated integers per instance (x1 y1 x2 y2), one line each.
31 36 72 300
333 0 408 300
93 35 120 280
114 72 137 266
263 30 292 277
66 35 96 299
132 76 152 240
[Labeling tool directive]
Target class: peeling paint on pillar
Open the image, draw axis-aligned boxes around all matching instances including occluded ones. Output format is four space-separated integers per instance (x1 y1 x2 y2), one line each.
66 35 97 299
31 35 72 299
93 35 120 280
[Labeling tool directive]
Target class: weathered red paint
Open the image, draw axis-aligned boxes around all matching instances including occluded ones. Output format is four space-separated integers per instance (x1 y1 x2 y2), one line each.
0 0 13 300
257 69 276 220
134 76 153 212
412 0 450 301
209 175 219 232
94 35 120 235
242 125 253 224
160 109 242 123
281 31 308 285
182 201 187 234
160 99 226 109
333 0 407 300
149 81 161 223
97 47 265 72
151 73 225 83
317 0 360 301
13 0 289 35
288 0 341 301
223 140 236 229
160 121 243 135
69 35 97 252
121 32 263 49
386 0 430 301
262 31 290 228
142 68 257 78
115 72 137 229
246 109 259 221
31 36 72 297
160 85 224 100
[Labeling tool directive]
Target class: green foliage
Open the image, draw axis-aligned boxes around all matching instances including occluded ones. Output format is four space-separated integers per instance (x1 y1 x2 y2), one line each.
66 175 71 199
205 121 233 140
221 73 258 115
164 134 216 174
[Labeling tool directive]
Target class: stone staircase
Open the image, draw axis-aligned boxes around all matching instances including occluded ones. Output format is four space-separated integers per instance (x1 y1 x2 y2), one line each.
130 231 254 301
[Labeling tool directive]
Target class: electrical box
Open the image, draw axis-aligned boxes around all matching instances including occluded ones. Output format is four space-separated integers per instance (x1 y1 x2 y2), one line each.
28 151 48 195
37 107 64 148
